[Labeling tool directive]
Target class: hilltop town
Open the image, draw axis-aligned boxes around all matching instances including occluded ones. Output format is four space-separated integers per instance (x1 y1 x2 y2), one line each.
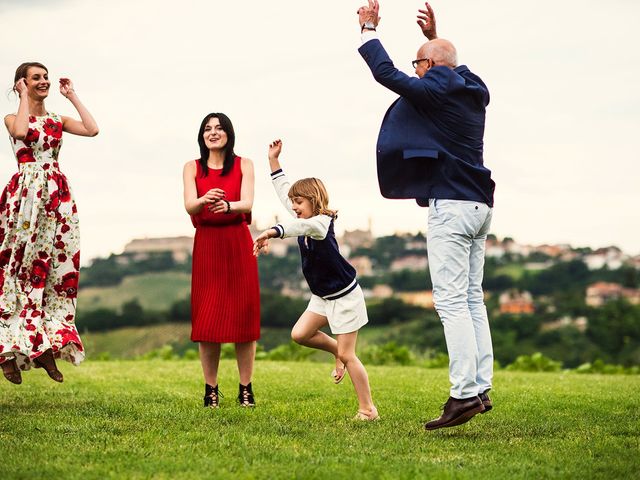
111 227 640 311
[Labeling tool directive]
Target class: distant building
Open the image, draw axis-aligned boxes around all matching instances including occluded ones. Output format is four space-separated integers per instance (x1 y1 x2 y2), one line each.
541 316 588 333
583 247 625 270
485 241 506 259
341 218 374 250
534 244 569 258
371 284 394 299
398 290 434 309
585 282 640 307
390 255 428 272
123 236 193 263
499 290 535 314
502 238 533 257
350 256 374 277
404 233 427 251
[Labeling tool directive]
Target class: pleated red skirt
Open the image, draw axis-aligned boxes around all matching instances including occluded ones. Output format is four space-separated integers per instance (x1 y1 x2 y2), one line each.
190 222 260 343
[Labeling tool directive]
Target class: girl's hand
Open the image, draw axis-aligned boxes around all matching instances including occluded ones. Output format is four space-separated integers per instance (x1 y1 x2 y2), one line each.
14 78 27 97
208 199 231 214
253 230 274 256
268 139 282 161
201 188 225 205
59 78 76 98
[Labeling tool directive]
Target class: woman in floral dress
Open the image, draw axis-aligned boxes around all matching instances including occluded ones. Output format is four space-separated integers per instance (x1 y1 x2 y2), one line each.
0 62 98 384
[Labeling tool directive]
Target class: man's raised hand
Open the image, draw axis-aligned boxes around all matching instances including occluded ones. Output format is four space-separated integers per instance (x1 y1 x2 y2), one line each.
357 0 380 28
417 2 437 40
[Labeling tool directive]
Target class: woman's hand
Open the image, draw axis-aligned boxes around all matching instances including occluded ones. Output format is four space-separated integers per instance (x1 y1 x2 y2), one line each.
14 78 27 97
253 230 274 256
208 199 231 214
268 139 282 161
59 78 76 98
201 188 225 205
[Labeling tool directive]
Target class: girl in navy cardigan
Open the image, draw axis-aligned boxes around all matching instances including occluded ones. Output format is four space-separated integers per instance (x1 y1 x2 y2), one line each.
253 140 378 421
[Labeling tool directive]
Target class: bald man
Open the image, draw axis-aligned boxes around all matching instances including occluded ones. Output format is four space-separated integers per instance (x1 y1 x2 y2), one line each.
357 1 496 431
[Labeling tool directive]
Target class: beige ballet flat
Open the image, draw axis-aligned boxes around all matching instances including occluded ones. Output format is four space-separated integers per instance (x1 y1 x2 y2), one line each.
331 364 347 384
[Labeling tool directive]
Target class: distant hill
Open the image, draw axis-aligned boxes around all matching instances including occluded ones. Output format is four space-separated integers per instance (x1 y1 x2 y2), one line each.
78 271 190 312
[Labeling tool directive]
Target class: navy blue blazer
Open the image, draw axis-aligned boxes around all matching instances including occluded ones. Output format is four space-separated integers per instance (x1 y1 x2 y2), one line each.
359 39 495 207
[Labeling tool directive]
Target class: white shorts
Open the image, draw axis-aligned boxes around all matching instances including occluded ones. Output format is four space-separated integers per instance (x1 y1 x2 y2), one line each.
306 285 369 334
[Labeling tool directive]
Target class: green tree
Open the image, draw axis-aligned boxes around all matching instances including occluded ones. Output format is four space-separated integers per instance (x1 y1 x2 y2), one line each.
367 297 428 325
586 300 640 364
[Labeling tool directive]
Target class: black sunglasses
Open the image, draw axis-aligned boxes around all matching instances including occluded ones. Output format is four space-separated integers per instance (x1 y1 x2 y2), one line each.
411 58 430 69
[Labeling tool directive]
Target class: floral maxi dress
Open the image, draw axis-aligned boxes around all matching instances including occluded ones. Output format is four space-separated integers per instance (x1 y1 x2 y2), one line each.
0 113 84 370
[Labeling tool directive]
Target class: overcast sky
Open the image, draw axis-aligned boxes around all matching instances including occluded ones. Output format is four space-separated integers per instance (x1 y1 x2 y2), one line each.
1 0 638 262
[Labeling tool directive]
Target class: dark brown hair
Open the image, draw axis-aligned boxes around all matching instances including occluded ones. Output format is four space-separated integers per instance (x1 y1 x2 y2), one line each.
13 62 48 92
197 112 236 177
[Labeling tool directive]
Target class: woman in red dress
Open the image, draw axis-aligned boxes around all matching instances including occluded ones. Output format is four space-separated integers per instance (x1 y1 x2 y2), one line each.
182 113 260 408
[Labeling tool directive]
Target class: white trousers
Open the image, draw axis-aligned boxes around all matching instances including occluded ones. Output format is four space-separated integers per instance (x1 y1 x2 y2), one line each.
427 199 494 399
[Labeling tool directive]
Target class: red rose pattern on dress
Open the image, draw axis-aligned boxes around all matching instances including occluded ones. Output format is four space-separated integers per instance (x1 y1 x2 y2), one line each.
0 113 84 370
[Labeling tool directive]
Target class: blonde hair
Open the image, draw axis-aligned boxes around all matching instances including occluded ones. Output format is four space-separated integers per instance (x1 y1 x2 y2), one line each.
288 177 337 218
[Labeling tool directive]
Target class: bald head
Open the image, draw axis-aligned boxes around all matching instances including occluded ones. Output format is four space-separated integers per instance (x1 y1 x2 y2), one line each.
418 39 458 68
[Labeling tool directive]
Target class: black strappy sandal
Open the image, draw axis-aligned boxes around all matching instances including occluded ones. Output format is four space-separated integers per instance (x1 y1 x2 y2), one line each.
204 384 223 408
238 383 255 407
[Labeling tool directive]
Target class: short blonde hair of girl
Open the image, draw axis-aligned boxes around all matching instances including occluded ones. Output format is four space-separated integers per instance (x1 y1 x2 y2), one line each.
288 177 337 218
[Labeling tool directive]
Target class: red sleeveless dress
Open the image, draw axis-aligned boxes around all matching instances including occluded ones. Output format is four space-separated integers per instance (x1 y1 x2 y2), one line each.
190 157 260 343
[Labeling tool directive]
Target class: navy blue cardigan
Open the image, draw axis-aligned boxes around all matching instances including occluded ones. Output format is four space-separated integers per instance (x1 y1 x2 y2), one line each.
270 170 358 300
359 38 495 207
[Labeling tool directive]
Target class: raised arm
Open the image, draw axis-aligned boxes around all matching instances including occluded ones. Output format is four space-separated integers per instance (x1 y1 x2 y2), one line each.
268 139 296 217
359 39 448 107
273 215 331 240
254 215 332 256
59 78 99 137
4 79 30 140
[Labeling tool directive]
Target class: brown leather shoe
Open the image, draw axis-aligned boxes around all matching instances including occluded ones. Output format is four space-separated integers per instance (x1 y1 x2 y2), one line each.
1 358 22 385
33 349 64 383
479 390 492 413
425 396 485 430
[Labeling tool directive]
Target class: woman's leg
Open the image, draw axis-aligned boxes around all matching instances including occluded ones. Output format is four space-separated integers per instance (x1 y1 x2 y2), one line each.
199 342 221 386
336 331 376 414
235 341 256 386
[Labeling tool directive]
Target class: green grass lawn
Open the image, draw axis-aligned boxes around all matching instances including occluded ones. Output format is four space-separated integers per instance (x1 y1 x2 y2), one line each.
82 324 295 358
1 361 638 479
78 272 191 311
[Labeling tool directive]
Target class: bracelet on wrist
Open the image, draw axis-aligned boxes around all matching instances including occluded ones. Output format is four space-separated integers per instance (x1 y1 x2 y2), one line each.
223 199 231 214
